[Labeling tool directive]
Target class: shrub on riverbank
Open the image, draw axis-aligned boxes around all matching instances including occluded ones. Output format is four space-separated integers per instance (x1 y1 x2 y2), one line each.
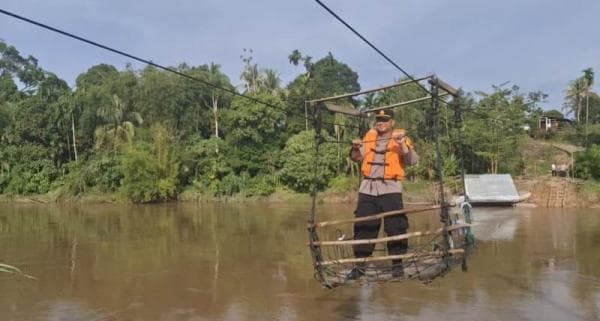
575 146 600 180
120 125 179 203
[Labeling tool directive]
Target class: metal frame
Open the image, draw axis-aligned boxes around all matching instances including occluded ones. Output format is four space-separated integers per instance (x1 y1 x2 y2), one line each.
308 75 458 117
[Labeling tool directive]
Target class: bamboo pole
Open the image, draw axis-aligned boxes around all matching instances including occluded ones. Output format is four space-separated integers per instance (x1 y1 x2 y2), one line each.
308 204 453 229
364 93 449 113
309 224 470 247
428 77 459 96
318 248 465 266
308 75 433 104
322 102 365 117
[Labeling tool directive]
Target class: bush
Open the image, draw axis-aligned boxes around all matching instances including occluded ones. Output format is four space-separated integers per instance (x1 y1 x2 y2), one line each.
575 145 600 180
246 174 278 196
180 136 231 186
327 175 358 193
0 144 58 194
3 160 58 194
214 173 245 196
120 125 179 203
59 156 123 195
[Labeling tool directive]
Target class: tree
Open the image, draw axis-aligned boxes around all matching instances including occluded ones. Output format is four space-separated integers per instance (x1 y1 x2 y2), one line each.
75 64 119 89
280 130 339 192
565 77 587 122
0 40 45 93
222 92 285 175
463 87 529 174
121 124 179 202
136 65 209 138
240 49 261 94
574 146 600 180
582 68 594 145
201 63 232 138
286 52 360 135
261 69 281 95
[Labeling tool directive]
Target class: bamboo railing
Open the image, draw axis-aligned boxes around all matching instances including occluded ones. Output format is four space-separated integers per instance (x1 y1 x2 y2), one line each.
308 204 453 229
309 223 470 247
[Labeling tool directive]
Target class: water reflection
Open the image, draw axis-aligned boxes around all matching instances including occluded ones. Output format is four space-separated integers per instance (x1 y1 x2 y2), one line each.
0 203 599 321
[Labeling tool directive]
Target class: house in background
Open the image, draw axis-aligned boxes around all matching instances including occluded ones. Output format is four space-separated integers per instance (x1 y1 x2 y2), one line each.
538 116 572 132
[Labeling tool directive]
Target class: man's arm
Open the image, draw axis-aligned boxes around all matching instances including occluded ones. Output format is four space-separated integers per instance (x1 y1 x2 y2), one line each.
402 149 419 166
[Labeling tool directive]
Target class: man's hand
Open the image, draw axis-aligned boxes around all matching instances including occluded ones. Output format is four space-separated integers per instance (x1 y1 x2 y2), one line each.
392 130 409 153
350 138 363 162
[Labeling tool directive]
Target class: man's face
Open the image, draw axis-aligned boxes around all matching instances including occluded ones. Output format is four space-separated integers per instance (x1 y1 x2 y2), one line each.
375 118 394 134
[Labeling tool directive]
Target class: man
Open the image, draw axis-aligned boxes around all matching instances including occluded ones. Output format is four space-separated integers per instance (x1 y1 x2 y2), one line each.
348 109 419 279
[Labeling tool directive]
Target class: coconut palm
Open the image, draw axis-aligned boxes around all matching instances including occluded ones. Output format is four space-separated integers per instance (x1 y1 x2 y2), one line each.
95 94 142 154
361 92 378 110
565 77 587 122
582 68 594 144
261 69 281 95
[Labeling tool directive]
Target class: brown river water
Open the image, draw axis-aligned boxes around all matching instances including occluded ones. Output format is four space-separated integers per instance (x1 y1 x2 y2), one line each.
1 203 599 321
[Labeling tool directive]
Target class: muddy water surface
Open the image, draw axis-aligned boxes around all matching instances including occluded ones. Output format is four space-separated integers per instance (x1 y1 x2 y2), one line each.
1 203 599 321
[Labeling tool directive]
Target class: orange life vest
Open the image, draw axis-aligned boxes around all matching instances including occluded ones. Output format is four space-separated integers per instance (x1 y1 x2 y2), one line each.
361 129 413 180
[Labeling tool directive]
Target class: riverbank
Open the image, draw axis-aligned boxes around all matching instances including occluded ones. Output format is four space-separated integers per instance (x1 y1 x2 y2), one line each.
2 177 599 207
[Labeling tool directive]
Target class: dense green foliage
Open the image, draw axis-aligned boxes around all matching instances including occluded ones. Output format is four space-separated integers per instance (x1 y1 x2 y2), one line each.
1 40 598 201
280 130 338 192
575 146 600 180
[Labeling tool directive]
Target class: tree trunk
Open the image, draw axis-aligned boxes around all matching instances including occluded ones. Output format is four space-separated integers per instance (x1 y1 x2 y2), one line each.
212 94 220 154
304 103 308 131
71 114 78 163
576 96 581 122
66 128 72 162
585 93 589 146
212 94 219 138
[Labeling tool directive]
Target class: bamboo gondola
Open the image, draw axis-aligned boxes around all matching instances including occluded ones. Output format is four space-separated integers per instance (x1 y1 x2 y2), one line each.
306 75 475 288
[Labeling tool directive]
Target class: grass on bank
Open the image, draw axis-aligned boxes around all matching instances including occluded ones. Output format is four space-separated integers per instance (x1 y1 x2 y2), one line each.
579 180 600 204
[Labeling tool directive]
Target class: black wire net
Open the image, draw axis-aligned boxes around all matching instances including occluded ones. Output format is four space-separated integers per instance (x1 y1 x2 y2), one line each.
308 205 474 288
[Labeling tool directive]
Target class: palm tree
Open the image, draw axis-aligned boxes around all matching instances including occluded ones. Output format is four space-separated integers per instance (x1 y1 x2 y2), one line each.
582 68 594 145
565 78 587 122
261 69 281 95
361 92 378 110
240 49 260 93
95 94 142 154
288 49 302 66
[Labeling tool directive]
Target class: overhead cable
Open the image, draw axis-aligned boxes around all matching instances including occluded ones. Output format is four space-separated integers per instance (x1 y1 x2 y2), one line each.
313 0 433 96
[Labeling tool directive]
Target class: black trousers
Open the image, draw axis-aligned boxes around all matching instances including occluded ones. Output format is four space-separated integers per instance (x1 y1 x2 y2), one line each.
353 193 408 261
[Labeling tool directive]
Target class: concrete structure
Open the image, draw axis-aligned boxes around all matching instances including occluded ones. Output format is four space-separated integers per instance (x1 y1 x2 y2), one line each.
464 174 522 206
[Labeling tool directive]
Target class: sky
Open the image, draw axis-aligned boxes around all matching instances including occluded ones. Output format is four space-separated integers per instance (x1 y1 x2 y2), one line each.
1 0 599 111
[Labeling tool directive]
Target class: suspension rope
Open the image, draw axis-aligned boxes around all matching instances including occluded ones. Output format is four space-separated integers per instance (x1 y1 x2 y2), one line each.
313 0 432 96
